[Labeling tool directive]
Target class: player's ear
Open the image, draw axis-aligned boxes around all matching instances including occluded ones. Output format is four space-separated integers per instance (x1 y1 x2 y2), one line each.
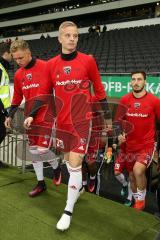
129 79 132 86
58 35 62 44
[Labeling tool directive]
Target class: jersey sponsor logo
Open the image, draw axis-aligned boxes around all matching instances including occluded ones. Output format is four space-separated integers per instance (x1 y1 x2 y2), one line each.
56 79 82 86
22 83 39 90
63 66 71 74
78 145 84 150
134 102 141 109
126 112 148 118
26 73 32 80
80 138 87 145
56 138 64 149
42 140 48 145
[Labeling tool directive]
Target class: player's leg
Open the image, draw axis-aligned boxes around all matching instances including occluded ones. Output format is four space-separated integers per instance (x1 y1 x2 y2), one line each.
87 156 97 193
86 144 97 193
128 171 138 202
56 121 91 231
114 151 128 197
133 148 154 210
125 153 138 205
132 162 147 210
28 132 61 197
28 144 47 197
37 124 62 186
56 151 83 231
37 146 61 186
124 181 134 207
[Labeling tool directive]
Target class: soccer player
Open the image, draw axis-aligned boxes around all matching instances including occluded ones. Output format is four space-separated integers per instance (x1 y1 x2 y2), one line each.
115 71 160 210
5 39 61 197
24 21 111 230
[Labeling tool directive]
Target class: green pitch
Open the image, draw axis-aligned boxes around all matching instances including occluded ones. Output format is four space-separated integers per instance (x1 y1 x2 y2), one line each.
0 168 159 240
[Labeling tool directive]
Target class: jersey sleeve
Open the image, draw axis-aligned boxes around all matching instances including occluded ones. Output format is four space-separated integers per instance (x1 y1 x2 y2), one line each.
113 97 128 134
114 97 128 121
11 73 23 106
88 56 106 100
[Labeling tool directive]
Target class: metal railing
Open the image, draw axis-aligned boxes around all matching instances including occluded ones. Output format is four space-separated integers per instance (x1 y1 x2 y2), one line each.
0 107 28 172
0 131 27 173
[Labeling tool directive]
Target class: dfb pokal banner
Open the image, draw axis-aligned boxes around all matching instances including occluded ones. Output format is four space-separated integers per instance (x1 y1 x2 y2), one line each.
101 75 160 98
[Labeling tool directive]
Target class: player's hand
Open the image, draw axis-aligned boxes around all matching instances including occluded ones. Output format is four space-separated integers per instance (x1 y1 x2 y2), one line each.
23 117 33 130
118 133 126 144
112 143 117 150
5 117 12 129
105 118 112 131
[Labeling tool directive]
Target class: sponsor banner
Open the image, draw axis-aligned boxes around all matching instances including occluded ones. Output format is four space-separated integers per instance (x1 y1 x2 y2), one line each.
101 75 160 98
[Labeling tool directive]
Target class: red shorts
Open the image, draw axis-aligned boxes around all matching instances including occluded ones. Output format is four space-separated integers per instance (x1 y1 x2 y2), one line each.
56 121 91 154
27 121 54 148
114 147 154 173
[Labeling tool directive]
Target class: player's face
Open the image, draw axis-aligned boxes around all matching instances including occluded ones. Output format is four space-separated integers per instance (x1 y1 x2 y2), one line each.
130 73 146 93
12 49 32 68
58 26 78 54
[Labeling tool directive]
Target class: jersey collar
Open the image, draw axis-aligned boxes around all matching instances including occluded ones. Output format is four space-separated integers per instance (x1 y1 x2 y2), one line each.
61 51 77 61
25 58 36 69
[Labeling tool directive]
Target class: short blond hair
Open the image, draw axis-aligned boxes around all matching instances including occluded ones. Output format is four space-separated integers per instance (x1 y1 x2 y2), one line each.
10 39 30 53
59 21 78 34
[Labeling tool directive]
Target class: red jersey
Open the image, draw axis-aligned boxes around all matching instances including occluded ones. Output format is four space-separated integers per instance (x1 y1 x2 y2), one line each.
115 92 160 152
12 59 53 122
39 52 106 124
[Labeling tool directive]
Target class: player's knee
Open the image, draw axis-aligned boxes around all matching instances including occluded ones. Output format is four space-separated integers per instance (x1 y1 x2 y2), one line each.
29 146 38 155
37 147 49 154
133 167 145 178
69 162 82 168
69 153 84 168
114 170 121 176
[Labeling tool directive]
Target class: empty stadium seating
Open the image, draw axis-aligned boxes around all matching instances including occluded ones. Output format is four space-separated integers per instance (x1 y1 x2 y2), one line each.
9 24 160 82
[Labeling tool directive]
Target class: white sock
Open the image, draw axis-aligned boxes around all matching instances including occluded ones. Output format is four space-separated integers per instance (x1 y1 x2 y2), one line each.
83 180 87 186
48 159 59 169
133 192 138 201
90 175 96 180
38 149 59 169
115 173 127 187
127 181 132 201
29 148 44 181
137 188 146 201
32 162 44 181
65 165 82 213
